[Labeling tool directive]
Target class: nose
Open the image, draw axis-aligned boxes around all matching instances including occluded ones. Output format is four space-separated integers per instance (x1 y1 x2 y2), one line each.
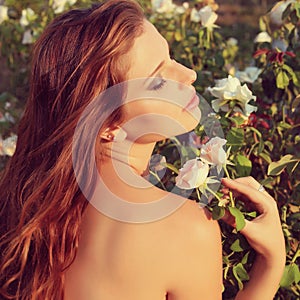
172 60 197 86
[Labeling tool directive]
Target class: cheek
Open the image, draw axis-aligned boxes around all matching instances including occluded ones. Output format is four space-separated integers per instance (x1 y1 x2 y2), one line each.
123 99 181 119
121 100 200 143
123 100 183 139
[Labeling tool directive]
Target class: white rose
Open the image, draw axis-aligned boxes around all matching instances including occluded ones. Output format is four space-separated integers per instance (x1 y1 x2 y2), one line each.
199 5 218 28
20 8 36 27
208 75 257 116
235 67 262 84
208 75 239 100
200 137 227 171
234 85 257 116
175 159 209 189
0 5 8 24
254 31 272 43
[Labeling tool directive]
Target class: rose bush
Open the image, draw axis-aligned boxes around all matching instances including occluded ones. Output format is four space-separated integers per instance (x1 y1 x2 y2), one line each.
0 0 299 298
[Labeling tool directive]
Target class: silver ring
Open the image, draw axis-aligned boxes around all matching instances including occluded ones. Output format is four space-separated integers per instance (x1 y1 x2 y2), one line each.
258 184 265 192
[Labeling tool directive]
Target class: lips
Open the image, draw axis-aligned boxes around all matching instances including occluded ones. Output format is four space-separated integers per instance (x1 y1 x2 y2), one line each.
184 93 200 111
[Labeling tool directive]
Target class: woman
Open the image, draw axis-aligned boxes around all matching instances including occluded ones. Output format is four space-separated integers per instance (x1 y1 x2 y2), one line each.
0 0 285 299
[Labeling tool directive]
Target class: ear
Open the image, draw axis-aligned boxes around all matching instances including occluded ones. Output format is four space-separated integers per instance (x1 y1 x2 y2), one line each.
100 126 127 142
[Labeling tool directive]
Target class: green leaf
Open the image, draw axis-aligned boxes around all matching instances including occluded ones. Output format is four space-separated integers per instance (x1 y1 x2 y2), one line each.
230 239 244 252
241 251 250 264
259 152 272 164
291 9 299 25
245 211 257 218
286 160 299 174
296 3 300 18
282 3 292 20
276 70 290 89
229 115 247 126
226 128 244 149
280 263 300 287
258 138 264 154
212 205 225 220
232 263 249 290
174 30 182 42
264 141 274 152
278 121 292 130
235 154 252 177
259 16 267 31
292 95 300 111
165 163 179 174
282 64 298 85
228 207 246 231
268 154 299 176
215 53 224 67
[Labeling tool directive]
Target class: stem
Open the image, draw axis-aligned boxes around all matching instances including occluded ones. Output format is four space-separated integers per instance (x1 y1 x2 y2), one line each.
206 185 222 202
291 244 300 264
149 170 167 191
196 187 201 201
223 164 235 207
207 28 210 47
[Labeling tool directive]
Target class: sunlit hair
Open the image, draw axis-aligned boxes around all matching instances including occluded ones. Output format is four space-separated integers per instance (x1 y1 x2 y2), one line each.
0 0 144 298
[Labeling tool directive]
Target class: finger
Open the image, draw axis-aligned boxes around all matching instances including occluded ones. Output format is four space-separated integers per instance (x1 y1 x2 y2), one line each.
234 176 260 188
233 176 270 197
221 178 273 213
222 177 273 200
221 209 236 227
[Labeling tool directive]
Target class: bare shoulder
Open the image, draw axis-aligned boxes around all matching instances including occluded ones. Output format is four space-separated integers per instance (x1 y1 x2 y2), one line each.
160 197 223 300
162 195 221 242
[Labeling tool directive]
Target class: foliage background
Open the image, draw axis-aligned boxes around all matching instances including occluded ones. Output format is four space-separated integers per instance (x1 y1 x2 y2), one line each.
0 0 299 299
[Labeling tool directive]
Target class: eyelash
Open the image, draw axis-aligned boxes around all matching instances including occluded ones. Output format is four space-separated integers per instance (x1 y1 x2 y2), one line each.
149 78 167 91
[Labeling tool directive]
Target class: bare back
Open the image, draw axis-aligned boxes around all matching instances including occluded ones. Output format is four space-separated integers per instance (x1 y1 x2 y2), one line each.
64 192 223 300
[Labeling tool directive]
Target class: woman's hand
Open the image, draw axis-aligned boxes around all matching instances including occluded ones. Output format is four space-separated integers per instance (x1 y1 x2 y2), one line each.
221 176 286 300
221 176 285 262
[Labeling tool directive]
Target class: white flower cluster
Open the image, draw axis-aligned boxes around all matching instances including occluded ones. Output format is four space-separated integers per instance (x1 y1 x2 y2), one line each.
208 75 257 117
20 8 36 27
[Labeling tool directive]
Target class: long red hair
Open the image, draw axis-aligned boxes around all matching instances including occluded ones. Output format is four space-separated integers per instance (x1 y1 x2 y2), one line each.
0 1 144 299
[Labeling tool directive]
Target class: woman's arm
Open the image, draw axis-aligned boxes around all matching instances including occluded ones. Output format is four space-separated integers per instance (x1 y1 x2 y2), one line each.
222 177 286 300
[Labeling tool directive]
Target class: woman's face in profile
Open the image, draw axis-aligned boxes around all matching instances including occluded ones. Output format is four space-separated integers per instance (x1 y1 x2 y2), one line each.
120 20 201 144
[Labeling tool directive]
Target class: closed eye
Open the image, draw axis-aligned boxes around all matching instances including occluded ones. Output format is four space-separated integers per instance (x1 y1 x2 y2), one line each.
148 77 167 91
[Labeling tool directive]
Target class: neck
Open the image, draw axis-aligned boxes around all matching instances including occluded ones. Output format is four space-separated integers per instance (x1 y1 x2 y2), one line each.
100 138 156 177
